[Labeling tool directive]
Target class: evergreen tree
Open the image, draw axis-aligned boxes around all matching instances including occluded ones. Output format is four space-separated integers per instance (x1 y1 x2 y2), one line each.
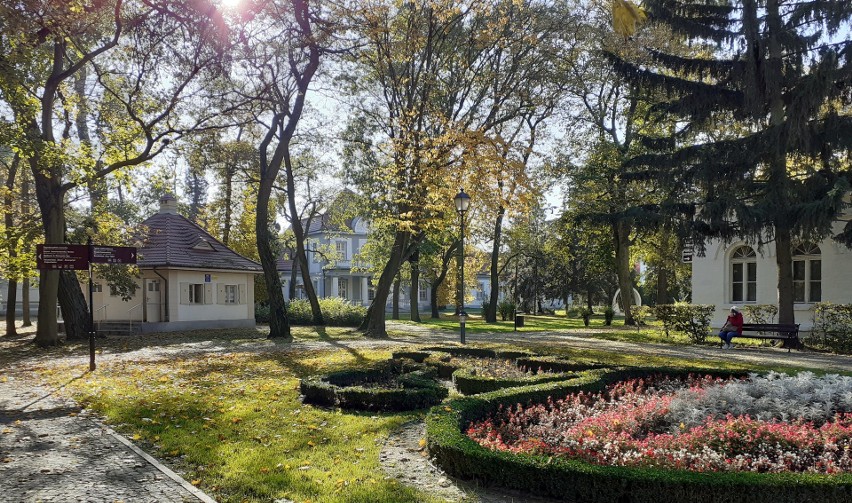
611 0 852 326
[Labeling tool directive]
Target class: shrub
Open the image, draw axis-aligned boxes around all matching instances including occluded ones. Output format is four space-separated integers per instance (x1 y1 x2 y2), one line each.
633 305 651 330
285 297 367 326
742 304 779 324
300 361 447 412
579 307 592 326
603 306 615 326
426 368 852 503
452 369 574 395
497 300 516 321
672 303 715 343
811 303 852 353
254 303 271 323
652 304 678 337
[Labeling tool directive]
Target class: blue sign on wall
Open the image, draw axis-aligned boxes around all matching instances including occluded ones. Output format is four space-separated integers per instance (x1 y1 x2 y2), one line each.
205 274 211 283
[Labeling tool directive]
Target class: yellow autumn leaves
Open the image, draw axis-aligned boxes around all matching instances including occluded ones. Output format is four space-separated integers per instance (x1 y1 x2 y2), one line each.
612 0 647 37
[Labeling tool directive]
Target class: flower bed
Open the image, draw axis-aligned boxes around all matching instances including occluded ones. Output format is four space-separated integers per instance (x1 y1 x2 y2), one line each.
300 361 447 412
426 368 852 503
468 371 852 474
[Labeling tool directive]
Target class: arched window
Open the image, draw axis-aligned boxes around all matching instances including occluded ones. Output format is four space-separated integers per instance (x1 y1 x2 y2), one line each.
792 243 821 303
731 246 757 302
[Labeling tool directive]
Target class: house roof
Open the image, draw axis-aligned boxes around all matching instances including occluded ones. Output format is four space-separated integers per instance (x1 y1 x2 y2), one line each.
139 203 263 272
301 213 355 235
277 258 293 273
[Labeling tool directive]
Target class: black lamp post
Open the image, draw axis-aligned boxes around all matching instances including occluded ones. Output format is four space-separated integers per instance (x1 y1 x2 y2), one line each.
454 188 470 344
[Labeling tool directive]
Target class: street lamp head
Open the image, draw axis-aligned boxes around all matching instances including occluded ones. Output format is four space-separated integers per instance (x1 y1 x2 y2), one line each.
454 188 471 214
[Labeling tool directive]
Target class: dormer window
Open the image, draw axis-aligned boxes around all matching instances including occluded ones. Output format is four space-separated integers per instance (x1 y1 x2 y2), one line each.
336 241 347 260
193 237 215 251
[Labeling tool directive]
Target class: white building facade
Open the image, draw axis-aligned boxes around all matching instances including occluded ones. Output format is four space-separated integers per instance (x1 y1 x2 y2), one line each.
692 230 852 331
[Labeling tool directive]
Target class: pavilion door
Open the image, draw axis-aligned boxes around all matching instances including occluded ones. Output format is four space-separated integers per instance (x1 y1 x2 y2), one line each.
146 279 162 322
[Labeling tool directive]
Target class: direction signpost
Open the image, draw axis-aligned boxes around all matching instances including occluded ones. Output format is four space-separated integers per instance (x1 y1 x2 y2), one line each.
36 241 137 371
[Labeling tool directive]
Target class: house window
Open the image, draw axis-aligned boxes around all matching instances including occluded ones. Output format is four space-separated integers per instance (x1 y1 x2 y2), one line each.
368 286 375 301
109 285 121 297
224 285 238 304
731 246 757 303
93 283 103 293
419 282 428 302
336 241 347 260
338 279 348 299
311 242 320 262
188 284 204 304
148 281 160 292
793 244 821 303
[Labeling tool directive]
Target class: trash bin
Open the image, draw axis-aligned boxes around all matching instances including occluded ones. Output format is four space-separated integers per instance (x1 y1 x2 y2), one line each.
515 315 525 327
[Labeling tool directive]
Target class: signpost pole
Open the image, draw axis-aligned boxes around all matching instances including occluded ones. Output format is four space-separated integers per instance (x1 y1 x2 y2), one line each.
87 237 95 371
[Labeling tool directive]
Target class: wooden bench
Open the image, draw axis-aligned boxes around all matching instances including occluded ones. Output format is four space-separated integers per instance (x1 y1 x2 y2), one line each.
736 323 801 352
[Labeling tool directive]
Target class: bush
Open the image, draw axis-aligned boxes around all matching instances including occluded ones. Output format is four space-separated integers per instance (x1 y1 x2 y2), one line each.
603 306 615 326
652 304 677 337
497 300 516 321
672 304 715 343
300 361 447 412
653 304 715 343
426 367 852 503
254 303 271 323
283 297 367 326
633 305 651 330
811 303 852 353
452 363 576 395
742 304 778 324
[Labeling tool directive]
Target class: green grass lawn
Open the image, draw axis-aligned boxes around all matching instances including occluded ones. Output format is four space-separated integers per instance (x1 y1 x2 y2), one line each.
390 312 790 350
40 347 444 503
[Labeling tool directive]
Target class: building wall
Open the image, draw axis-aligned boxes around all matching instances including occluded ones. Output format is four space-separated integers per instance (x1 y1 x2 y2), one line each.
86 270 255 323
692 234 852 330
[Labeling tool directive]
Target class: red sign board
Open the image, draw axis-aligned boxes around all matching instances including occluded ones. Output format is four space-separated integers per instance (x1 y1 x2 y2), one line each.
36 244 90 270
91 246 137 264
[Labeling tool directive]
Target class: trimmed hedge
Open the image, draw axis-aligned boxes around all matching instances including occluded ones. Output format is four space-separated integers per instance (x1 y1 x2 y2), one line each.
300 362 447 412
426 367 852 502
452 367 576 395
391 351 432 363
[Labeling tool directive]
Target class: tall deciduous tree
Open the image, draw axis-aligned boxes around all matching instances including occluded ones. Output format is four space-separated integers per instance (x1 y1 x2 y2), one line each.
231 0 331 338
612 0 852 326
0 0 232 346
346 0 558 337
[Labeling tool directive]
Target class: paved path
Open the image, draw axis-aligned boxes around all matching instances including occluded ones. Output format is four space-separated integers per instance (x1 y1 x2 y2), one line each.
2 323 852 503
0 372 214 503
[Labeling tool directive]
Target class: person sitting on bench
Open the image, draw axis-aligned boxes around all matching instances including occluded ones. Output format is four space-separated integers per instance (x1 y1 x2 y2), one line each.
719 306 743 349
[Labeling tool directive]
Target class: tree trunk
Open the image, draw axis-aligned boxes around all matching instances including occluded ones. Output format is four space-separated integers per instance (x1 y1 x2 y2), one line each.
32 154 65 347
775 226 795 324
586 286 593 313
4 154 19 336
484 205 505 323
613 220 635 325
359 230 409 337
59 271 89 340
22 278 31 327
256 163 291 340
5 281 17 337
222 167 234 245
392 274 400 320
288 252 298 300
429 240 458 319
430 280 441 319
409 252 421 322
656 265 669 305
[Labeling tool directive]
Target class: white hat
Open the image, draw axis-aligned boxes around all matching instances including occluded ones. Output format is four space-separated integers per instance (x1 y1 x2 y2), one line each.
730 306 739 312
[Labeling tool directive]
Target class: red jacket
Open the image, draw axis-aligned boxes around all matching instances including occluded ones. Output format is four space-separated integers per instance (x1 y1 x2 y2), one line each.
726 312 744 334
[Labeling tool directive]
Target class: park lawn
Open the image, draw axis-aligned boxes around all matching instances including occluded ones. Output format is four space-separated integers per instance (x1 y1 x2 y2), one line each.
391 312 785 350
390 312 606 335
36 347 449 503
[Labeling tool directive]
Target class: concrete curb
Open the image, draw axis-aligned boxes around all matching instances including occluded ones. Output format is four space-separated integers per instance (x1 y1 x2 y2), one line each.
104 425 217 503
